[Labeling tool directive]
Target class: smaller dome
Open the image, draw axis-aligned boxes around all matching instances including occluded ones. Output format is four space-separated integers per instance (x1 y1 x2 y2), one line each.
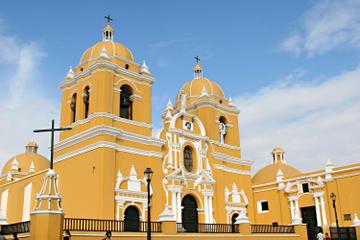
252 161 301 185
2 141 49 175
180 77 225 98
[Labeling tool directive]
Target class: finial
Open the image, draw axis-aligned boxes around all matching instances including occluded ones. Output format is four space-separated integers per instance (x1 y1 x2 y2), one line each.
29 160 35 173
66 66 74 79
166 98 174 111
228 96 235 106
105 15 113 23
200 86 208 97
100 47 109 59
102 16 114 41
140 60 151 74
11 158 19 171
193 56 203 78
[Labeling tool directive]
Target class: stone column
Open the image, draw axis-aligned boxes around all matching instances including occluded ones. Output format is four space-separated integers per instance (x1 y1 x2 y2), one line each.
289 199 295 220
319 194 327 226
208 195 214 223
177 192 182 223
314 196 322 226
203 194 209 223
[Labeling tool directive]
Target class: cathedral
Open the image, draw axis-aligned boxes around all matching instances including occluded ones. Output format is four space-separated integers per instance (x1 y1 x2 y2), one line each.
0 21 359 240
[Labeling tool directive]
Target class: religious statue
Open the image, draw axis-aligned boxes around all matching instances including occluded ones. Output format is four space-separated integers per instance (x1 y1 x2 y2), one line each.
219 121 227 144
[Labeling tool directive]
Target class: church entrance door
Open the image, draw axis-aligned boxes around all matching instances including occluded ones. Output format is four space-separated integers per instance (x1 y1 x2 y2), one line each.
231 213 239 233
124 206 140 232
301 206 319 240
181 195 198 232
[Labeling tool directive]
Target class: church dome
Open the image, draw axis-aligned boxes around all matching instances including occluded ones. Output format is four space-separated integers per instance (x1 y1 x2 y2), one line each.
79 22 134 65
252 148 302 185
180 77 225 98
80 40 134 64
1 141 49 175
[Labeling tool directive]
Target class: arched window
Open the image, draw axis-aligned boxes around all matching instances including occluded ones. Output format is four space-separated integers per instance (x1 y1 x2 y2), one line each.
70 93 77 123
184 146 193 172
83 87 90 119
120 85 133 120
124 206 140 232
181 195 198 232
219 116 227 144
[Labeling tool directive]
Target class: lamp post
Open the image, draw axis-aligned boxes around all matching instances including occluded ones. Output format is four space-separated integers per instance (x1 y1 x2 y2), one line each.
144 168 153 240
330 192 340 240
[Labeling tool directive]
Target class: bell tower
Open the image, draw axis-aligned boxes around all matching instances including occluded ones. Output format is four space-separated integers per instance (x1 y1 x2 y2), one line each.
58 20 154 141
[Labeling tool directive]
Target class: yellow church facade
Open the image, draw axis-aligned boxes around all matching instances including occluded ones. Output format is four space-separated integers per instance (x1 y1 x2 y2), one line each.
0 21 359 240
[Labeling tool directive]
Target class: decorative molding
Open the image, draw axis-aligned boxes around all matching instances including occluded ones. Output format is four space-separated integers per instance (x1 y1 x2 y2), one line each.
54 141 163 163
212 152 253 166
67 112 152 129
167 128 208 141
60 61 154 89
209 140 241 151
213 164 251 175
54 125 165 151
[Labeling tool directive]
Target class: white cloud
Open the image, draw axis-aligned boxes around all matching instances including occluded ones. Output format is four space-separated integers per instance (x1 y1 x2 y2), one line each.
0 23 59 169
234 66 360 173
281 0 360 56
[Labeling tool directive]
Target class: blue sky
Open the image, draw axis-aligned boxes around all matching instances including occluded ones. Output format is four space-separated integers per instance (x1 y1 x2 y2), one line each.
0 0 359 173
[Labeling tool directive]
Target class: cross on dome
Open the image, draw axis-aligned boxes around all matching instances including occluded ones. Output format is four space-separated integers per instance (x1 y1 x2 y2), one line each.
103 16 114 41
193 56 203 78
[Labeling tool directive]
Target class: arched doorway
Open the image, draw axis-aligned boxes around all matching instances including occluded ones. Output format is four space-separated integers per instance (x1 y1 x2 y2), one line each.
124 206 140 232
231 213 239 233
181 195 198 232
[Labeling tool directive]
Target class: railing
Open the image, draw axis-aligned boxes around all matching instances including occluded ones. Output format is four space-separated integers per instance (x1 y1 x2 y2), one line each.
177 223 239 233
330 227 357 240
1 221 30 235
251 224 295 233
64 218 161 232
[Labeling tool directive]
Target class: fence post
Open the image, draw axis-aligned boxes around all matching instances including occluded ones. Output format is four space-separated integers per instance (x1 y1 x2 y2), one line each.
29 169 64 240
293 224 308 239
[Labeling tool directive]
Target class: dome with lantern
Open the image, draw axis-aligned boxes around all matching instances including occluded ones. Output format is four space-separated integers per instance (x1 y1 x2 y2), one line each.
1 141 49 178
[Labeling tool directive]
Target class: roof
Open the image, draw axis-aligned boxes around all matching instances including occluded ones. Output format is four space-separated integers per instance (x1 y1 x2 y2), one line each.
252 161 302 185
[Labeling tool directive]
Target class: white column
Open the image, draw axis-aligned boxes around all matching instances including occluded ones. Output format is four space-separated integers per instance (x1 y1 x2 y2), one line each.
320 195 327 226
204 195 209 223
314 197 322 226
208 196 213 223
289 200 295 220
172 191 177 220
177 192 182 223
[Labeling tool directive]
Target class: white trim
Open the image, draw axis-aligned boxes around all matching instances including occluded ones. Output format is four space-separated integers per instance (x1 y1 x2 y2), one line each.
168 128 208 141
54 125 165 151
67 112 152 129
60 61 154 89
54 141 163 163
252 164 360 189
257 200 269 214
209 140 241 151
22 183 32 221
213 164 251 175
252 187 279 193
212 152 253 166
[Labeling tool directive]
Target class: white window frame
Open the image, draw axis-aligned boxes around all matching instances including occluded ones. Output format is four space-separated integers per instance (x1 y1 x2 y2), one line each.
257 200 269 214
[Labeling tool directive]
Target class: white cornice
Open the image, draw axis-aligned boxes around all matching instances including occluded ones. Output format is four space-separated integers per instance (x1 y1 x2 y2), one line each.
186 98 240 114
60 61 154 89
252 165 360 189
209 140 241 151
212 152 253 166
213 164 251 176
168 128 208 141
67 112 152 129
54 125 165 152
54 141 163 163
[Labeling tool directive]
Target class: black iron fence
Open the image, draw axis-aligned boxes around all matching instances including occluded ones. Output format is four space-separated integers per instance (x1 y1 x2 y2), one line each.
64 218 161 232
177 223 239 233
251 224 295 234
1 221 30 235
330 227 357 240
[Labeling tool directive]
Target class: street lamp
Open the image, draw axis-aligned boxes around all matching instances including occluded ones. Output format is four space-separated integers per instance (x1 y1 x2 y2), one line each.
330 192 340 240
144 168 153 240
